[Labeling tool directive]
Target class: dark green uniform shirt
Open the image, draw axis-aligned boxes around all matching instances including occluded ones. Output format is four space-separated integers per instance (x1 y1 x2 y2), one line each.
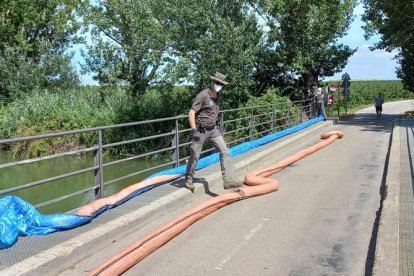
191 87 220 128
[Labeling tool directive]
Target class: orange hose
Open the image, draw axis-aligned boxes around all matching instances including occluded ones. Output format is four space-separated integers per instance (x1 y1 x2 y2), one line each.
77 174 180 217
89 131 344 276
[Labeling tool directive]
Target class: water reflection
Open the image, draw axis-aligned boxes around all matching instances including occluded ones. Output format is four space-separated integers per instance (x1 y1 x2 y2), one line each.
0 151 170 214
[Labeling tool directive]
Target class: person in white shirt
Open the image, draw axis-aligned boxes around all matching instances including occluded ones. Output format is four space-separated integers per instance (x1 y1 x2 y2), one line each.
374 94 384 119
315 87 327 121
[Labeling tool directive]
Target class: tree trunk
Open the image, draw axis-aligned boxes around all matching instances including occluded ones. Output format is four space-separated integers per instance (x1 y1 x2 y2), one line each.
131 64 148 97
302 70 319 99
131 76 148 97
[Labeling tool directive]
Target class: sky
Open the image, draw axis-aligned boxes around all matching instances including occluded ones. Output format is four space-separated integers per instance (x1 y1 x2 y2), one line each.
324 3 399 81
73 3 400 85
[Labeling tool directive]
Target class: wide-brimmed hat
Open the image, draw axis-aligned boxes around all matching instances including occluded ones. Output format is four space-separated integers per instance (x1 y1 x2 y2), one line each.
210 72 229 85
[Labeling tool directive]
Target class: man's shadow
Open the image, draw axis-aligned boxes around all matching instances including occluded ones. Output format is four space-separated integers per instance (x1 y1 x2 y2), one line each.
171 177 218 197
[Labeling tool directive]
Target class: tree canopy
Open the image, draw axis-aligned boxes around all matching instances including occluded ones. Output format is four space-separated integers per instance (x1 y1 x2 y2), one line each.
0 0 83 102
83 0 263 105
251 0 357 97
1 0 363 105
362 0 414 91
0 0 83 56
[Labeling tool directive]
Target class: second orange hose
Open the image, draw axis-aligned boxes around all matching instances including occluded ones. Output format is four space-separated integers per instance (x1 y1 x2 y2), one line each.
89 130 344 276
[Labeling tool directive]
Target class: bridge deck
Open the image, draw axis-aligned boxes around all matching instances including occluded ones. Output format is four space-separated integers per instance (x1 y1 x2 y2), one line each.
2 114 414 275
0 121 331 273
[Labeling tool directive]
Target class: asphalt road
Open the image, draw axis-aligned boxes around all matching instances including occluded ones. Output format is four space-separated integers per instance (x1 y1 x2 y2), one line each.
64 100 414 276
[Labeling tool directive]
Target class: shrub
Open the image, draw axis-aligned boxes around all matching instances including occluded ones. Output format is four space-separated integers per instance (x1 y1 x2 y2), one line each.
0 88 133 157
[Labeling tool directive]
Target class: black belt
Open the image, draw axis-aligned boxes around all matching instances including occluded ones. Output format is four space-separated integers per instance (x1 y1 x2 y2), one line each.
198 123 216 131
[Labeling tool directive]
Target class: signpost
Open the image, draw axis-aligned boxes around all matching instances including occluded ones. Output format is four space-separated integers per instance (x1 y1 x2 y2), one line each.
341 73 351 116
337 82 341 118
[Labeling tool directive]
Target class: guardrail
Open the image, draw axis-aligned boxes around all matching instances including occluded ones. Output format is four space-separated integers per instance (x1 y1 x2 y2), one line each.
0 99 315 210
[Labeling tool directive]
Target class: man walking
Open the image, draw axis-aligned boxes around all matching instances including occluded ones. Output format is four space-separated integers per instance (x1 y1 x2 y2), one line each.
184 72 243 192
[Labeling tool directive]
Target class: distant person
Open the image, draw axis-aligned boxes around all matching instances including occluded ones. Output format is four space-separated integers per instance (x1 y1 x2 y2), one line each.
374 94 384 119
327 93 334 115
184 72 243 192
315 87 327 121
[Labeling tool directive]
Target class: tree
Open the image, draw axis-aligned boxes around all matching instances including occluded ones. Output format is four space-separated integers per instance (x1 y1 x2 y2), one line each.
0 0 84 59
251 0 357 97
83 0 263 105
186 1 264 107
0 46 80 102
83 0 175 95
0 47 41 102
0 0 83 102
362 0 414 91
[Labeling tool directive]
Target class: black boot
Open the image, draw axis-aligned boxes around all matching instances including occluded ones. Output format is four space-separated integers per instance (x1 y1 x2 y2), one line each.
223 180 243 189
184 179 195 191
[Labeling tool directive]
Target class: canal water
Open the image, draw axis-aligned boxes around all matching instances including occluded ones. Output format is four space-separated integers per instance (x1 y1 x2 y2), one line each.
0 150 170 214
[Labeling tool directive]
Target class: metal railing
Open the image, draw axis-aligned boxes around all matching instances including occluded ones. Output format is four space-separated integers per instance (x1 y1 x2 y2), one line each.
0 99 315 210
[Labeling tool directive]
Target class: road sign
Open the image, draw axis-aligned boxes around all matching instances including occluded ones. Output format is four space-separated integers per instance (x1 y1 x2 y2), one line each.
342 73 351 88
341 73 350 80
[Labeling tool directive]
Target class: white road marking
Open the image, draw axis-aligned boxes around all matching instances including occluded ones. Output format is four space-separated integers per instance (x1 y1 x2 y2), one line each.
215 218 270 270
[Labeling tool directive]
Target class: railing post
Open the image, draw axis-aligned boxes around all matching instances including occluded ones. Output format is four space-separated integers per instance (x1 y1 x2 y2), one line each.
94 130 104 198
299 103 303 123
287 103 291 127
172 120 180 167
337 91 340 118
249 108 254 141
271 106 275 133
220 113 224 134
311 98 315 118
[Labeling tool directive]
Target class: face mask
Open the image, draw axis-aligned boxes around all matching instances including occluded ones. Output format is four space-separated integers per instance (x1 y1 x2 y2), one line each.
214 83 223 92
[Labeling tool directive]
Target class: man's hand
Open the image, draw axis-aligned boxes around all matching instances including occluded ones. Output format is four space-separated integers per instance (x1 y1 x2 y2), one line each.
192 129 200 141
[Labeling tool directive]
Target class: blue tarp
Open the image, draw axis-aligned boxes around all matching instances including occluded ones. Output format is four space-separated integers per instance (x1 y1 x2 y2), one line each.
0 116 322 249
0 195 90 249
